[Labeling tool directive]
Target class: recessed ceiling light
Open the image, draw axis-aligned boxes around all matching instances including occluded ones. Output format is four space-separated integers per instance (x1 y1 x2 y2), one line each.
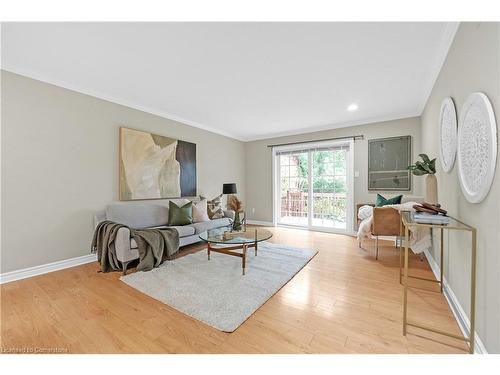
347 103 359 112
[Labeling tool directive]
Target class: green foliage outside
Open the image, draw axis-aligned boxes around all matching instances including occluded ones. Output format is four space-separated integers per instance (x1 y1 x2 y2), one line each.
295 150 347 193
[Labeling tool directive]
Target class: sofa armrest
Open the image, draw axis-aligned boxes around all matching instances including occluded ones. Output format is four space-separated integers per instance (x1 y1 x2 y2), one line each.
93 210 107 229
115 227 133 262
372 207 401 236
224 210 235 221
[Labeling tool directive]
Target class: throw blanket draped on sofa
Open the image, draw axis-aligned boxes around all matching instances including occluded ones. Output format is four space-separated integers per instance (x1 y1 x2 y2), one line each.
91 221 180 273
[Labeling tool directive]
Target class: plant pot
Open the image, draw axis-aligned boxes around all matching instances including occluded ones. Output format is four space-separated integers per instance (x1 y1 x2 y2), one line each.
425 174 438 205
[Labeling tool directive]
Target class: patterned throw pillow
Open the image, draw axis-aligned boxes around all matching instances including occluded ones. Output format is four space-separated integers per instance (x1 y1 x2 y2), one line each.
202 194 225 219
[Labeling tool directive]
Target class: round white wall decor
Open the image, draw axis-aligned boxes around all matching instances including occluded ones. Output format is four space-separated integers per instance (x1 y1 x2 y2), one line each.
457 92 498 204
439 97 457 173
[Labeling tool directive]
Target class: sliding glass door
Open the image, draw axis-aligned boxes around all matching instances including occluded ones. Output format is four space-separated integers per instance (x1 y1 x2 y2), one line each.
275 141 353 233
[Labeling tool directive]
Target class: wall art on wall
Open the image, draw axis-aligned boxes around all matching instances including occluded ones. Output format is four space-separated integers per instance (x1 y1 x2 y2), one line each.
439 97 458 173
457 92 497 204
119 127 196 200
368 135 412 191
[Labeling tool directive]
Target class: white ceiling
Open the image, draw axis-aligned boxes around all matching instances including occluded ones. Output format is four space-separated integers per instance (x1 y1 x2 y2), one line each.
1 22 458 141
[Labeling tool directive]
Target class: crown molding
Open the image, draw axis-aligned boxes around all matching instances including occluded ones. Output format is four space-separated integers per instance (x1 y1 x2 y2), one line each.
419 22 460 112
3 22 457 143
1 67 246 142
244 111 422 142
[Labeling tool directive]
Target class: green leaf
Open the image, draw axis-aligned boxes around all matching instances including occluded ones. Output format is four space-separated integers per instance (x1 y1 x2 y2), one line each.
430 158 436 173
412 169 426 176
421 163 433 174
415 161 427 171
419 154 431 163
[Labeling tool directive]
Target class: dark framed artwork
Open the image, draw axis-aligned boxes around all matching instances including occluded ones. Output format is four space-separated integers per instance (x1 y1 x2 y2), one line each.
368 136 411 191
119 127 197 200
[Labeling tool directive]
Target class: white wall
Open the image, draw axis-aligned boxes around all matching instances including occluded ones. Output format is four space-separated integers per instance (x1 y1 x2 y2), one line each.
1 71 246 273
421 22 500 353
245 117 422 225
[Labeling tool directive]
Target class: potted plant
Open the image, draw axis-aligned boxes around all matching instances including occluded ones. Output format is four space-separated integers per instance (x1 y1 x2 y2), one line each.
408 154 438 204
228 195 244 231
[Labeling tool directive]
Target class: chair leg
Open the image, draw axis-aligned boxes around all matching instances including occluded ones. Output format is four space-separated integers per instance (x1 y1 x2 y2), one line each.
375 236 379 260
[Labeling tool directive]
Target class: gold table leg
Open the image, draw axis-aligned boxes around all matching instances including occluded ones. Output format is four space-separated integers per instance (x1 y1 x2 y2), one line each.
403 224 409 336
440 227 444 293
399 217 403 284
470 229 477 354
400 216 477 354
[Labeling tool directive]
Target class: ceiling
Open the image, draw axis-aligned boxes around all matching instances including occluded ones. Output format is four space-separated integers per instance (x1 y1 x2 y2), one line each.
1 22 458 141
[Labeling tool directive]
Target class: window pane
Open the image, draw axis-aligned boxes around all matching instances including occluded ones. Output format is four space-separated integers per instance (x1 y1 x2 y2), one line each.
334 176 347 194
280 154 290 166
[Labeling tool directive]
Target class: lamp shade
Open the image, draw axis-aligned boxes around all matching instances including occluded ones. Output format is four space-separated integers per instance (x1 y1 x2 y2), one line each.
222 183 237 194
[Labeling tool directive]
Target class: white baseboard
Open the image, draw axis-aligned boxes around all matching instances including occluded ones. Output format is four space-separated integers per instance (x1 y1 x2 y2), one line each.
0 254 98 285
246 219 274 226
423 248 488 354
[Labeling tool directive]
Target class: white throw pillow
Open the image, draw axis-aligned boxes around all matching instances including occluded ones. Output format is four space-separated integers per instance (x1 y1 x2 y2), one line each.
193 199 211 222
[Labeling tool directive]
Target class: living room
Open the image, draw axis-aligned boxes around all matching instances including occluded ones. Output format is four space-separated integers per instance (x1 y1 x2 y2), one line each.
1 1 499 372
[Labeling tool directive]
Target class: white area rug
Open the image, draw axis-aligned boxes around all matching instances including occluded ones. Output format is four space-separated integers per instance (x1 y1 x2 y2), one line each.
120 241 317 332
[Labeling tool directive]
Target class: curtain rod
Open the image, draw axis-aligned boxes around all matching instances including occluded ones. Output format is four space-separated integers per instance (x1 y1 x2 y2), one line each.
266 135 364 148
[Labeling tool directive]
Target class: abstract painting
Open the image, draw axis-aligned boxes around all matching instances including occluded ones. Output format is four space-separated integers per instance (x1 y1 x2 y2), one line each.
119 127 196 200
368 136 411 191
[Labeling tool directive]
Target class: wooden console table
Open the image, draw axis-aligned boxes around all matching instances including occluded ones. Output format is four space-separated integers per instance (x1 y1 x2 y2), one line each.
400 211 477 354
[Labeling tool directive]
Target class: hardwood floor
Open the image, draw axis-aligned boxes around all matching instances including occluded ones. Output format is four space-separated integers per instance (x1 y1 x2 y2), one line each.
0 226 469 353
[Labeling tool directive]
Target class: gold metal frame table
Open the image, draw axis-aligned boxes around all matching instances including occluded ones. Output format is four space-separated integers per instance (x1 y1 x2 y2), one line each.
199 227 273 275
400 211 477 354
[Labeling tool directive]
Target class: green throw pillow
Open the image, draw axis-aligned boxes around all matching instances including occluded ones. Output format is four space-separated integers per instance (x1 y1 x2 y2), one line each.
375 193 403 207
168 201 193 226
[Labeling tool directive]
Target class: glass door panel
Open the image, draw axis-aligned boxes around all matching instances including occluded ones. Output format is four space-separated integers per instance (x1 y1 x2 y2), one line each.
279 151 309 227
311 149 347 230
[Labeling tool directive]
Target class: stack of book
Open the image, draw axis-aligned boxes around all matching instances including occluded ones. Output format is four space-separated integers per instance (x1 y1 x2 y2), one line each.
412 212 450 224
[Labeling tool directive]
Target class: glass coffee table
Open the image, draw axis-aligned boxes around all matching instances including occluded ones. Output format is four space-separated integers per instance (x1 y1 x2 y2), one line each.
199 227 273 275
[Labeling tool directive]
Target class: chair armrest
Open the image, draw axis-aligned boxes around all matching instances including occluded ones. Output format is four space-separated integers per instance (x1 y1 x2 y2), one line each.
372 207 401 236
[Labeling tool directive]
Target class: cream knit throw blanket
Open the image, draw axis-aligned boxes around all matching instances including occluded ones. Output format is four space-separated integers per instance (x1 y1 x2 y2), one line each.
357 201 431 254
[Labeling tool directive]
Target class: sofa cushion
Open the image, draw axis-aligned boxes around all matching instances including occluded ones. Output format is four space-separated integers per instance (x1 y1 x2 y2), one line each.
149 225 196 237
190 217 231 234
130 225 196 248
170 225 196 237
106 202 169 229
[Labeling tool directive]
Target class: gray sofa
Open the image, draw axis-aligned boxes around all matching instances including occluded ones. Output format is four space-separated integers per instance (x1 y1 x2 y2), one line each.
94 200 234 272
